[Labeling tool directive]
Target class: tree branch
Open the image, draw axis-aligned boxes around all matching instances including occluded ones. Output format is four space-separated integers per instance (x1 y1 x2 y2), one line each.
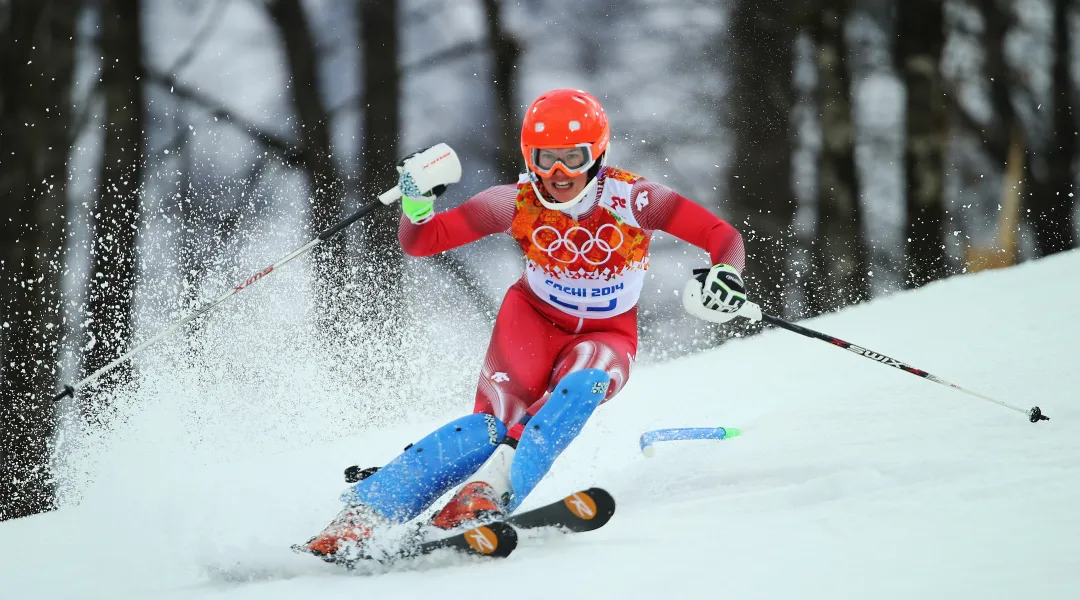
166 0 228 75
403 39 488 75
326 39 489 119
144 69 305 165
947 84 1001 149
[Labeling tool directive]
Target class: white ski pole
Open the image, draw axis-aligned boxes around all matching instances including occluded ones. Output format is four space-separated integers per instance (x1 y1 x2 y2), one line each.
51 144 462 404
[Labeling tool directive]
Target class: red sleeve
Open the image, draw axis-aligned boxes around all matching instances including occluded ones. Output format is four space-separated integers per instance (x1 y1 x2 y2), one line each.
398 184 518 257
632 180 745 272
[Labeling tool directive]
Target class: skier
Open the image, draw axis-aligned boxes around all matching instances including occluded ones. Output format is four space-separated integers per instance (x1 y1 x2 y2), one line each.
300 88 749 561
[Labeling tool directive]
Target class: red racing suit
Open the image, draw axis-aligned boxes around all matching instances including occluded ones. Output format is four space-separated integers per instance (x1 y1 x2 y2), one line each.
399 166 745 433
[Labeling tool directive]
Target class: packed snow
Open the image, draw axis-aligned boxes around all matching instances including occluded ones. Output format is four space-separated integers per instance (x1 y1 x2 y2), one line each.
2 250 1077 599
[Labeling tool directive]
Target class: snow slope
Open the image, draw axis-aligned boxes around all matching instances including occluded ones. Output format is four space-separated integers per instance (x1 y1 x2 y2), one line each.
3 251 1078 600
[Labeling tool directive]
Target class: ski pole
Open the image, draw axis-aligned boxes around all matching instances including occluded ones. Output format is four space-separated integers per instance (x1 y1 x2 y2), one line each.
50 198 388 404
50 143 463 404
740 301 1048 423
639 427 741 457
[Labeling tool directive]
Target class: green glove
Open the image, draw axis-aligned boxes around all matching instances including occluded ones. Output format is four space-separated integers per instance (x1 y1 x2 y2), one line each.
402 194 435 224
397 145 450 224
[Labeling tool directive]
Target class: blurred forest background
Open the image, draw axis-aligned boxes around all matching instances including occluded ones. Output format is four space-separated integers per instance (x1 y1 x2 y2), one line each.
1 0 1077 521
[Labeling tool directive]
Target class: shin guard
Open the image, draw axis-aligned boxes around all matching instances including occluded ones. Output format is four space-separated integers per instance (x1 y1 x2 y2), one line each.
507 368 610 511
340 413 505 522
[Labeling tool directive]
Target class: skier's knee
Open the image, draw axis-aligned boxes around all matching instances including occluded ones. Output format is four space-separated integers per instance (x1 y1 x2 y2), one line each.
550 368 611 406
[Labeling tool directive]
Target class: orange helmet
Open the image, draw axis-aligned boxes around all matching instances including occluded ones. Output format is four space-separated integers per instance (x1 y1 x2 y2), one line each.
520 89 610 178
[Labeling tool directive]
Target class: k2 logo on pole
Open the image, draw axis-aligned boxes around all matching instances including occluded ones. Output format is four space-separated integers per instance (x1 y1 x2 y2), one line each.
532 224 624 265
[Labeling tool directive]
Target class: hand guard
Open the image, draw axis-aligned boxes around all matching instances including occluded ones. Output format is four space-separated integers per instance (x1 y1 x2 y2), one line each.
682 264 751 324
396 144 460 224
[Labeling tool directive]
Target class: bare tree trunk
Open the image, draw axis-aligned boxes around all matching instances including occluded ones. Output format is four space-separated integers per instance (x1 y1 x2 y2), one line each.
955 0 1020 270
267 0 348 313
359 0 402 272
979 0 1014 164
727 0 799 317
1028 0 1078 255
896 0 948 288
82 0 145 405
354 0 415 356
807 0 870 314
481 0 523 181
0 0 78 521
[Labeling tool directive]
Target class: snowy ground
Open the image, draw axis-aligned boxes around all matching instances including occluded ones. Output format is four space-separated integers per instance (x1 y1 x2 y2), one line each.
3 250 1078 599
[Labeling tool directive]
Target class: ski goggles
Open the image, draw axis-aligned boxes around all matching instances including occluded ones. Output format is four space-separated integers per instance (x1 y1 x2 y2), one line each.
527 144 597 177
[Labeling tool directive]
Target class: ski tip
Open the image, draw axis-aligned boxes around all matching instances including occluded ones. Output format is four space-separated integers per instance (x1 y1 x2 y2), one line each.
580 487 615 509
465 521 518 558
564 488 616 529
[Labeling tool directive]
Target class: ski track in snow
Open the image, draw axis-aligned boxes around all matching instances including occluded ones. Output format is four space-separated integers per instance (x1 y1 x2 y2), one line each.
3 251 1079 599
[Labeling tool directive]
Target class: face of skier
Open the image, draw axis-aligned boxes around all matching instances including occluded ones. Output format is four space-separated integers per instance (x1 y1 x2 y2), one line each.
540 169 588 204
533 147 591 203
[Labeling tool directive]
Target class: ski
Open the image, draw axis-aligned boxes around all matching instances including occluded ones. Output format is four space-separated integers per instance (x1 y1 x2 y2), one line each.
294 487 614 570
506 487 616 533
291 521 518 569
396 487 614 564
399 520 518 561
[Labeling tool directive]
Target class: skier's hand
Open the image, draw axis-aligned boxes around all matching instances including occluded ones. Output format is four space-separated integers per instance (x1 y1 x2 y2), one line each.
397 145 455 224
682 264 748 324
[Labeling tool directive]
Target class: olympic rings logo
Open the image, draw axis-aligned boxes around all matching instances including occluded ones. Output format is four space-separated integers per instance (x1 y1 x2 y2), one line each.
531 224 624 265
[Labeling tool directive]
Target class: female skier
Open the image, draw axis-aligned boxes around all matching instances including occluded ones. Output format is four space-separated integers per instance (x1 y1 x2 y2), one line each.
301 88 749 561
